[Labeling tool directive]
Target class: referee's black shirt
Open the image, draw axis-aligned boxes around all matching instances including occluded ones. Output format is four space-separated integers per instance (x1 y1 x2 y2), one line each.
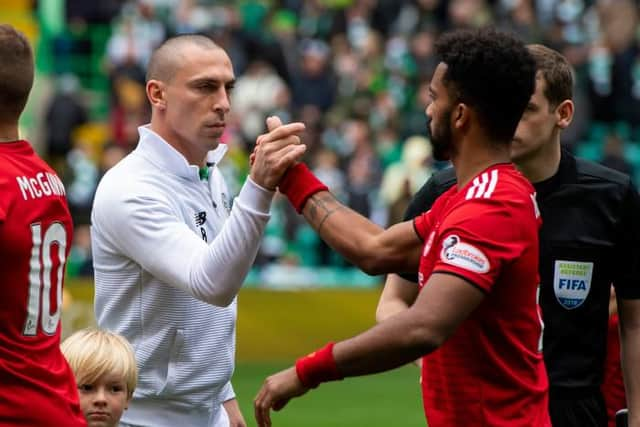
399 149 640 390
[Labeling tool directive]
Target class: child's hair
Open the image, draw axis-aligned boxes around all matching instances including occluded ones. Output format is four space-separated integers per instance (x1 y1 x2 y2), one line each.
61 328 137 398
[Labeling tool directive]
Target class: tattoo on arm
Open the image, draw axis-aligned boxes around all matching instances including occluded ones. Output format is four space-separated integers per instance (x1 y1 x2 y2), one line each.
317 205 346 233
306 193 346 233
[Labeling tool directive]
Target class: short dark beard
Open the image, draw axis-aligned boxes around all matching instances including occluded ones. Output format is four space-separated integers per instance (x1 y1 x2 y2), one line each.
428 108 453 161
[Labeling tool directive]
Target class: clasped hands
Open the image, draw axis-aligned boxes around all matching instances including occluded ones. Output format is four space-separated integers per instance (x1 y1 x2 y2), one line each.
249 116 306 191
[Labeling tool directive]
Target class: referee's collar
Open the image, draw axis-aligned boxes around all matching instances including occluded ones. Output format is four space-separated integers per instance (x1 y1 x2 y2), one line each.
533 148 576 198
135 125 228 182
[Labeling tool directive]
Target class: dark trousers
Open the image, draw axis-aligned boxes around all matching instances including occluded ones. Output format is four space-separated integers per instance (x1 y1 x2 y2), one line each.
549 386 607 427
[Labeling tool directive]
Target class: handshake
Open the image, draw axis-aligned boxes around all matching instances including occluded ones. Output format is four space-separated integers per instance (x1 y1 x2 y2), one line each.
249 116 328 213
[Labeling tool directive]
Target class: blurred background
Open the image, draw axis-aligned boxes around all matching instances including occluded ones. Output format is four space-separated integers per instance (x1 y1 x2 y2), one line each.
2 0 640 424
4 0 640 286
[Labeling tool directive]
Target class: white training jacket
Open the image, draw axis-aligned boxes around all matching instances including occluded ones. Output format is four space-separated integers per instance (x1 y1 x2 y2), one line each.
91 126 273 426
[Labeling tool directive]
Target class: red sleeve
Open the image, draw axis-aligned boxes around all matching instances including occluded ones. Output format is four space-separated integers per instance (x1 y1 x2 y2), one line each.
602 314 626 427
414 210 433 242
431 198 535 293
414 188 452 241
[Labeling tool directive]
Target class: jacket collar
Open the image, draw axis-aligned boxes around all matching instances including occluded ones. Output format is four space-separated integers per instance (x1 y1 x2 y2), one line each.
136 125 228 181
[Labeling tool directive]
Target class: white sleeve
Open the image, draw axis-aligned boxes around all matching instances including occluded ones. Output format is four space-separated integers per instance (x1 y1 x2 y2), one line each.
93 177 272 306
220 381 236 402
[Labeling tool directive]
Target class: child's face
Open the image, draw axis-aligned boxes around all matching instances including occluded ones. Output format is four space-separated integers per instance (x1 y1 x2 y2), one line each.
77 372 130 427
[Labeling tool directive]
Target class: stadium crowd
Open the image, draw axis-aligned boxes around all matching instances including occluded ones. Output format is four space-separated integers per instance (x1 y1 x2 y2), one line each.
34 0 640 276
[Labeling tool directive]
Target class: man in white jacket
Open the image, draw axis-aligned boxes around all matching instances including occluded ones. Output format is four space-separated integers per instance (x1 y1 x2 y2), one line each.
91 34 306 427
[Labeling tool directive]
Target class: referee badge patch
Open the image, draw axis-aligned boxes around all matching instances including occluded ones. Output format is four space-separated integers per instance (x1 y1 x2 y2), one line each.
440 235 490 273
553 260 593 309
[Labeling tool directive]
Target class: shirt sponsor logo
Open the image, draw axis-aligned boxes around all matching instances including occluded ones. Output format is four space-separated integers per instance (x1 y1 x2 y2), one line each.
553 260 593 309
194 211 207 226
440 235 490 273
194 211 208 242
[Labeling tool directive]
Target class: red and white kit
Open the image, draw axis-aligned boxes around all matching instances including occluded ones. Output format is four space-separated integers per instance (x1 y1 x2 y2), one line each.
415 163 550 427
0 140 85 426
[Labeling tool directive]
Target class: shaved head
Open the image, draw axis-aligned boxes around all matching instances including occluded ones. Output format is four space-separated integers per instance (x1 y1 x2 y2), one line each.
145 33 235 164
146 34 221 83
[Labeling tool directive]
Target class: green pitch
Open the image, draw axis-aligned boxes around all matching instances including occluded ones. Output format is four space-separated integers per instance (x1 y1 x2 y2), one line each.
233 362 426 427
61 284 428 426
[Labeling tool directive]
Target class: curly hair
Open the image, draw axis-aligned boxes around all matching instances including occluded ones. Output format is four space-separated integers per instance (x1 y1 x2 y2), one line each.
435 28 536 144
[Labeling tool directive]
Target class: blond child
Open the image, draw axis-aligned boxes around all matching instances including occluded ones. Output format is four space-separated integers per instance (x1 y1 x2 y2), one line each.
61 329 137 427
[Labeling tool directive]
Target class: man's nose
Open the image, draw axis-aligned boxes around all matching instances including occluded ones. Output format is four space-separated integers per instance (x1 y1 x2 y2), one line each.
213 89 231 114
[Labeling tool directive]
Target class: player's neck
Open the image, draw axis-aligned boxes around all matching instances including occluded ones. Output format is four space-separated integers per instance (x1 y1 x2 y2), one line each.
149 120 209 167
515 141 561 184
452 139 511 189
0 123 20 142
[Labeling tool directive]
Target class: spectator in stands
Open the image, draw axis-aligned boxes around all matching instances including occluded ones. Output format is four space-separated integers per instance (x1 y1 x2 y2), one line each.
291 39 336 113
601 132 635 178
45 73 88 170
231 60 289 145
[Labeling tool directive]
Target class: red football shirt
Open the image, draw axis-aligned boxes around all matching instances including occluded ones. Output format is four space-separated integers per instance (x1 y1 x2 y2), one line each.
414 163 550 427
602 314 626 427
0 141 85 426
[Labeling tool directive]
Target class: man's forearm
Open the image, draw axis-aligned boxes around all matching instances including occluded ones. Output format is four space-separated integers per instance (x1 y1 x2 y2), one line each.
331 305 437 377
376 274 420 323
301 191 417 275
308 272 483 381
303 191 381 257
223 398 247 427
278 164 422 274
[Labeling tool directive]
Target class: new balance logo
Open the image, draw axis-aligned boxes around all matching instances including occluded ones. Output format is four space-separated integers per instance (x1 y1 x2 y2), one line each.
194 211 207 226
465 169 498 200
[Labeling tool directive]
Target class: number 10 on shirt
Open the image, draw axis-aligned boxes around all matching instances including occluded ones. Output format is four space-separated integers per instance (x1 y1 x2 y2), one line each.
23 222 67 336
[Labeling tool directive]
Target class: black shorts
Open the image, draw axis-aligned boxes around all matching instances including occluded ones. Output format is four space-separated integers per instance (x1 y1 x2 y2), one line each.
549 386 607 427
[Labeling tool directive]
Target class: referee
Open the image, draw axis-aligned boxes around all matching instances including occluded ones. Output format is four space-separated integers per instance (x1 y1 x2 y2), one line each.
377 44 640 427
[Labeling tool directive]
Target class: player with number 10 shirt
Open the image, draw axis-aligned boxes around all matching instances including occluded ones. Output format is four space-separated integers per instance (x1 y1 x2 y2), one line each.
0 141 84 426
0 23 85 426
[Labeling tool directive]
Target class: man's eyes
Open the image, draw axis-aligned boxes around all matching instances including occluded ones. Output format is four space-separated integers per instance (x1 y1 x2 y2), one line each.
196 83 215 91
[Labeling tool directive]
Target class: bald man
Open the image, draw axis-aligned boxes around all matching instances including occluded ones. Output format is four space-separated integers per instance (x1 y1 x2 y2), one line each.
91 35 306 427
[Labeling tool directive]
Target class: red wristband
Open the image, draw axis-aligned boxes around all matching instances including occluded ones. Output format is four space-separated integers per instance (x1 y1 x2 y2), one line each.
295 342 343 389
279 163 329 213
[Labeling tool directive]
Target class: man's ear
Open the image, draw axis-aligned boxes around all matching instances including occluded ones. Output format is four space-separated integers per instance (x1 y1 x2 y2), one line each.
453 103 470 130
146 80 166 111
556 99 574 129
